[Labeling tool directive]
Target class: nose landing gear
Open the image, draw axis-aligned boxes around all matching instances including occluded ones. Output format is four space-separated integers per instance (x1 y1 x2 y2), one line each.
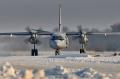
55 49 60 56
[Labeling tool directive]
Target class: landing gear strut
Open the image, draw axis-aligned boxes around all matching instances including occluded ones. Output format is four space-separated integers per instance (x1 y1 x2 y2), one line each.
31 43 38 56
55 49 60 56
80 44 86 54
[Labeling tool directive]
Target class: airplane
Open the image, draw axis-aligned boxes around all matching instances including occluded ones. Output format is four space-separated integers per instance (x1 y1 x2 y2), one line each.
0 4 70 56
0 4 119 56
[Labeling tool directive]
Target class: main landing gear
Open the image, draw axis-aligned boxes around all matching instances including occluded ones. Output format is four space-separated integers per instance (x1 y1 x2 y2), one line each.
55 49 60 56
80 49 85 53
31 43 38 56
80 44 86 54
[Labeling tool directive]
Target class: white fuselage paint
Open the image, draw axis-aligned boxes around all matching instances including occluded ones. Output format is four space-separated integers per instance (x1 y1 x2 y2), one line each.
49 33 69 49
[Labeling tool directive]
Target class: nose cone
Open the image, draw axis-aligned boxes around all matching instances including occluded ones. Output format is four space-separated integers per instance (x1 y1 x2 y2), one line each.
56 40 67 49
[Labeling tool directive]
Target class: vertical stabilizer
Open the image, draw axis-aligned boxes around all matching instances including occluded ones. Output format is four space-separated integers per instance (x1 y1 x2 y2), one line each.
59 4 62 33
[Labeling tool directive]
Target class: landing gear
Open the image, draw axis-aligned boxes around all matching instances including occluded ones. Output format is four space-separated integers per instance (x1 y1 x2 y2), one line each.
80 44 86 54
31 43 38 56
31 49 38 56
80 49 85 53
55 49 60 56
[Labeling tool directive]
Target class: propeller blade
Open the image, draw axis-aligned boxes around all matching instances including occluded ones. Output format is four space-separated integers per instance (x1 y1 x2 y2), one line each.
36 41 42 46
25 26 31 32
77 25 83 33
72 36 80 40
24 38 30 44
31 27 43 32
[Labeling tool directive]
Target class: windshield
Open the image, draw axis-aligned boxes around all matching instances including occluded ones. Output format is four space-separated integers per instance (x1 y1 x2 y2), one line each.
52 36 64 40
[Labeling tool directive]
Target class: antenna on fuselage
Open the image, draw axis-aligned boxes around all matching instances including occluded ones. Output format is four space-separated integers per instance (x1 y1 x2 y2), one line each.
59 4 62 33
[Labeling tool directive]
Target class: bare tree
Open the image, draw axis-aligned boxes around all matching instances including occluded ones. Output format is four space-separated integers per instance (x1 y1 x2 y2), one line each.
111 23 120 32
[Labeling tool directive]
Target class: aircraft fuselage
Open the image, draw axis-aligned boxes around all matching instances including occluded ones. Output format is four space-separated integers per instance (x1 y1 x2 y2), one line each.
50 33 69 49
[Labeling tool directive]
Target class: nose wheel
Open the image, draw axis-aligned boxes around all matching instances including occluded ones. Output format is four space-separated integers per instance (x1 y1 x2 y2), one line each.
55 49 60 56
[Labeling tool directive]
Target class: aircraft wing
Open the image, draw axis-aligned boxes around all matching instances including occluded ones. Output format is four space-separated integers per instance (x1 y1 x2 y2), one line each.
0 32 31 36
37 32 52 35
0 31 52 36
66 32 80 36
66 32 120 36
87 32 120 35
90 32 120 35
37 30 53 35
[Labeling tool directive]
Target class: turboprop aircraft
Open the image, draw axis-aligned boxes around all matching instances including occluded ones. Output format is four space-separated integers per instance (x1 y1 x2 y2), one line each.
0 5 70 56
0 5 119 56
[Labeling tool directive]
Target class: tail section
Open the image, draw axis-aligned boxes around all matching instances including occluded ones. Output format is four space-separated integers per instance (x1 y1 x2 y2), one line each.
59 4 62 33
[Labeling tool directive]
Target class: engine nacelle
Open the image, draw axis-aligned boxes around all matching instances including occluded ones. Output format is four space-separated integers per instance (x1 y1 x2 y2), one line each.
27 33 40 44
79 34 88 44
29 37 40 44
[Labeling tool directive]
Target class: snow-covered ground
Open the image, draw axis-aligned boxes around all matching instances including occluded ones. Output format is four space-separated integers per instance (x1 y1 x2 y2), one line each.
0 51 119 79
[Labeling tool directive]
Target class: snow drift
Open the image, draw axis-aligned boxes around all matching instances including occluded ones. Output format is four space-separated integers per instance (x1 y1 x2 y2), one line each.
0 62 118 79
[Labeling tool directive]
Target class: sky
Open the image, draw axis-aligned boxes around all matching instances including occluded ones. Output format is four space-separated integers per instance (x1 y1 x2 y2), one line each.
0 0 120 32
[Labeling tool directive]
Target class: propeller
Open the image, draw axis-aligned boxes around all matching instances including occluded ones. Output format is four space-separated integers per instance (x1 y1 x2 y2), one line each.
24 37 42 45
72 25 84 40
24 38 30 44
72 25 89 46
24 26 42 45
72 25 92 41
25 26 32 33
31 27 43 33
77 25 83 33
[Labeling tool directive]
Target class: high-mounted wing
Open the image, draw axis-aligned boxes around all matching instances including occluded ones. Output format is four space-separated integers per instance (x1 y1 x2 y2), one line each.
35 29 52 35
66 32 120 35
66 32 80 36
37 32 52 35
0 31 52 36
89 32 120 35
0 32 31 36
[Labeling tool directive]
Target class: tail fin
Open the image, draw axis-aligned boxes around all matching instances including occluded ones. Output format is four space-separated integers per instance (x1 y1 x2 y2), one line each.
59 4 62 33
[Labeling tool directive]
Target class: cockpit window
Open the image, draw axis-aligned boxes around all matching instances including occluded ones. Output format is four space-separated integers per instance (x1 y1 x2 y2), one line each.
52 36 64 40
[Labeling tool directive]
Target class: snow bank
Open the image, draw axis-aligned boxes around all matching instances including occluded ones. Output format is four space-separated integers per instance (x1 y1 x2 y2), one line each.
1 62 16 79
75 67 112 79
0 62 116 79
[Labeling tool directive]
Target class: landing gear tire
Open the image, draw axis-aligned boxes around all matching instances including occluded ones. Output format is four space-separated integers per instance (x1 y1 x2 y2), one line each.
31 49 38 56
55 49 60 56
80 49 85 54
